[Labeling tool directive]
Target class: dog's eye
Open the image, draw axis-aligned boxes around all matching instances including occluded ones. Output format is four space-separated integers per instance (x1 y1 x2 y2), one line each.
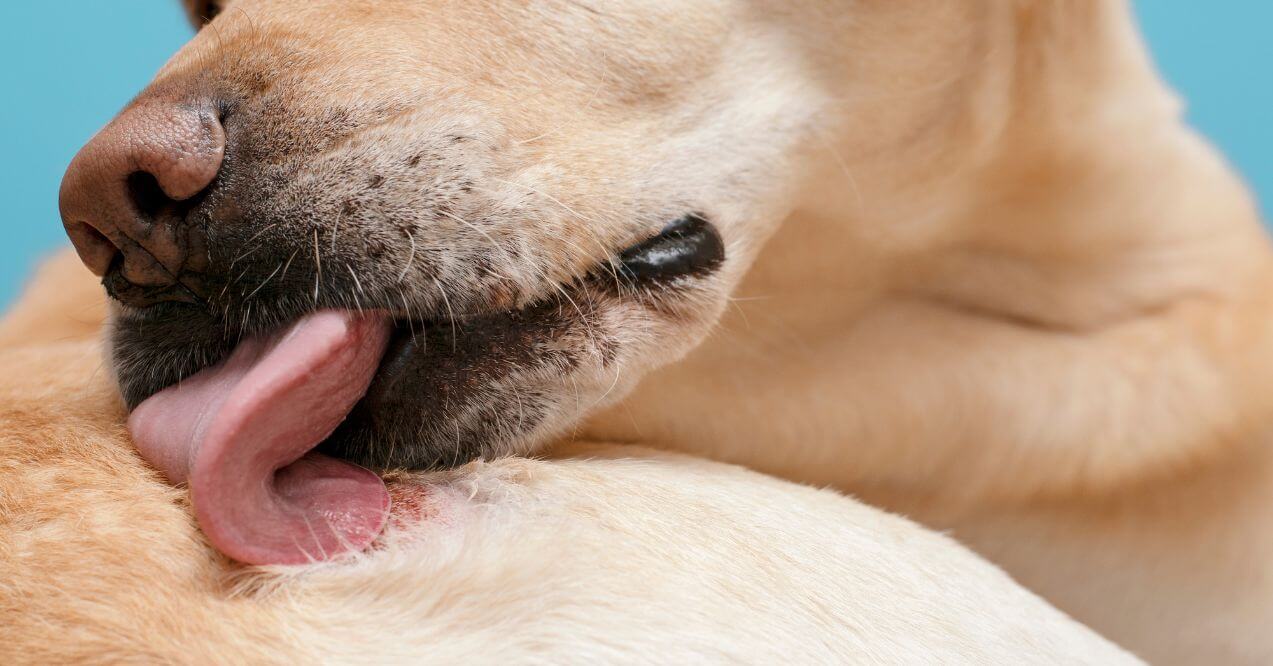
185 0 222 27
617 214 725 282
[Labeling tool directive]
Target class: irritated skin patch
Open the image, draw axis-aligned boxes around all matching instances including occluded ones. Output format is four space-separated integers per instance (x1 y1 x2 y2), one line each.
382 482 450 535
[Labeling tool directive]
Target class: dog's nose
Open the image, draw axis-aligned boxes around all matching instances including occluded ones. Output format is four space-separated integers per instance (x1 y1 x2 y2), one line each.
59 101 225 301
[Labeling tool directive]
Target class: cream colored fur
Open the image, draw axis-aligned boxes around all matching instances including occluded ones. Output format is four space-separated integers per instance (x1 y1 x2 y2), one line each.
577 3 1273 663
0 265 1133 663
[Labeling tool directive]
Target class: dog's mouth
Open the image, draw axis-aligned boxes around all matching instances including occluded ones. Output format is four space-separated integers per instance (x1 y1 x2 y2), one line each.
123 214 725 566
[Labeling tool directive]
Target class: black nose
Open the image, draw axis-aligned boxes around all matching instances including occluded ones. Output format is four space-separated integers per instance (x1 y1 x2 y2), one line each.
59 99 225 307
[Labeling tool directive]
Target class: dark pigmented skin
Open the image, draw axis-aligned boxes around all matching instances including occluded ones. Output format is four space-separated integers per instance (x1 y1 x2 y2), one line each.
618 214 725 283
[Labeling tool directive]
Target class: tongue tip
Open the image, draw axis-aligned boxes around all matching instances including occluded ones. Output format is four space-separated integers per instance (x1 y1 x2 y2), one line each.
197 453 392 567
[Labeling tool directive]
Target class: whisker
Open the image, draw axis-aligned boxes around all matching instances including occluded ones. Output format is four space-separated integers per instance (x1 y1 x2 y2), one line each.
229 223 280 268
814 127 864 212
346 265 365 313
550 281 602 358
437 209 520 284
592 362 624 409
515 68 608 145
244 261 284 302
279 249 299 281
312 228 323 305
397 233 417 283
399 290 419 342
433 278 459 353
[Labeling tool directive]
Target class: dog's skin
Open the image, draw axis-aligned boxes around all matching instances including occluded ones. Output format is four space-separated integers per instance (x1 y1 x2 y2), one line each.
31 0 1273 662
0 270 1138 664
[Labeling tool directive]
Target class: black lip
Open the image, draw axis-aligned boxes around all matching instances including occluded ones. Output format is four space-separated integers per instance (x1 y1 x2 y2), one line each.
617 213 725 282
360 323 420 405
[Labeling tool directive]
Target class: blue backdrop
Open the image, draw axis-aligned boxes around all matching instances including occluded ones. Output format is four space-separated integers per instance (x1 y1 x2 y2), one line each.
1 3 1269 308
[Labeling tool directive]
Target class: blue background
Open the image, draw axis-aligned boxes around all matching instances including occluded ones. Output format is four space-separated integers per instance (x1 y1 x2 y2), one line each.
1 3 1269 308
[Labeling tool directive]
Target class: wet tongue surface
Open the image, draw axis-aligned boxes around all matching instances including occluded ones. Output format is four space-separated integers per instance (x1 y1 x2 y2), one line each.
128 311 394 565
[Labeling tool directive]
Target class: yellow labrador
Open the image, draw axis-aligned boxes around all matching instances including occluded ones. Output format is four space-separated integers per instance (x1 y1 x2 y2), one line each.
41 0 1271 662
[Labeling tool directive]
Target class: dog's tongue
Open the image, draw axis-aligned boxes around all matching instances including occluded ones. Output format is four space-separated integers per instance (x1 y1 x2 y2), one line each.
128 311 393 566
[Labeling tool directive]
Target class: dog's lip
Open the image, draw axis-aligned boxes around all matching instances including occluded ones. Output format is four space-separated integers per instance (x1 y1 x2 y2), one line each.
360 318 457 404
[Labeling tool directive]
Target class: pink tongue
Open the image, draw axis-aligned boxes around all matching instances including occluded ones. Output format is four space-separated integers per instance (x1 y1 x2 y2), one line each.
128 311 393 566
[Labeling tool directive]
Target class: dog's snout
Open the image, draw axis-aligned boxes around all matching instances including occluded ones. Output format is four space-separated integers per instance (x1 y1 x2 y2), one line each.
60 101 225 304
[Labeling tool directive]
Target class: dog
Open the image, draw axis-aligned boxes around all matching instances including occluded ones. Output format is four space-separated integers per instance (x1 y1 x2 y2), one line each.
0 256 1137 663
45 0 1271 662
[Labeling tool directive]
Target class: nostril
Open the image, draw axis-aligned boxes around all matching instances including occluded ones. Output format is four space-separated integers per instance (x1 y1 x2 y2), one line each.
60 100 226 292
66 221 122 277
127 171 175 220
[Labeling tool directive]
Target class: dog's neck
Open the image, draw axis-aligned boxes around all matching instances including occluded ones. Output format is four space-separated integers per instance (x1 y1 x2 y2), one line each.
583 1 1273 504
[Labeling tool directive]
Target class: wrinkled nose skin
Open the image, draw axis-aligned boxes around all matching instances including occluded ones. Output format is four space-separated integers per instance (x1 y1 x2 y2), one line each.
59 101 225 305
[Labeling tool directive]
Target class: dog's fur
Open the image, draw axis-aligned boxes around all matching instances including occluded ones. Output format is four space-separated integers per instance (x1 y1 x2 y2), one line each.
9 0 1272 662
583 4 1273 663
0 269 1135 663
